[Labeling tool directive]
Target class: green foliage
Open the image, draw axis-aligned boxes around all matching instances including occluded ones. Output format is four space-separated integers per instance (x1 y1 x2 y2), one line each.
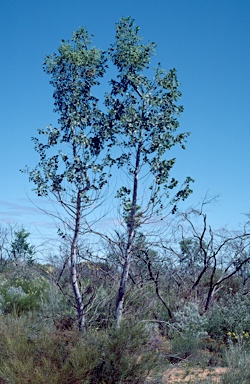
107 17 193 216
222 338 250 384
21 16 194 327
122 284 158 322
206 294 250 341
179 237 205 270
0 277 49 315
41 279 76 321
81 323 159 384
168 301 208 359
22 26 110 200
21 24 115 330
0 317 159 384
169 301 208 339
170 333 201 360
23 16 193 222
10 228 35 264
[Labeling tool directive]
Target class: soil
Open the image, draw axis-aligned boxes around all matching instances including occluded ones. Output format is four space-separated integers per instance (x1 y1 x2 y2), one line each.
162 366 227 383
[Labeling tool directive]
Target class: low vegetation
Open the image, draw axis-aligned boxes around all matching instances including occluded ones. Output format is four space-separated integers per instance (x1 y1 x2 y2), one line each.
0 219 249 383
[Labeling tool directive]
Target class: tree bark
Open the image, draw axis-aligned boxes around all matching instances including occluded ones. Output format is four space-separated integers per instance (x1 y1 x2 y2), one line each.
71 190 85 331
115 126 143 328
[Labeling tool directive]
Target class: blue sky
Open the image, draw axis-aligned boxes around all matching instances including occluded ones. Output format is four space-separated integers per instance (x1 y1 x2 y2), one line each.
0 0 250 244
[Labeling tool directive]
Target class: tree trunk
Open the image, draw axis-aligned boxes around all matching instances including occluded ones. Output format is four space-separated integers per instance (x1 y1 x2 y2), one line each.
115 127 142 328
115 257 131 328
71 190 85 331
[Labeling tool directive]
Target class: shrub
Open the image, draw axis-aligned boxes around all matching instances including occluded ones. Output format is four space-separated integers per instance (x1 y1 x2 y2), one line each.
85 323 159 384
168 301 208 359
0 277 49 315
206 293 250 341
171 301 208 339
222 337 250 384
0 316 159 384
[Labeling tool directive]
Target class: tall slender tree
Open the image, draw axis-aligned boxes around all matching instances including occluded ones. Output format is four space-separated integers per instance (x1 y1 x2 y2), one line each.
106 17 193 326
23 28 111 331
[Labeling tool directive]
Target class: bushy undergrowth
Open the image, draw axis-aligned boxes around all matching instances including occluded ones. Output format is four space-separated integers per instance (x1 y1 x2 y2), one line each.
222 337 250 384
0 277 49 315
167 301 208 359
0 257 250 382
206 293 250 341
0 316 159 384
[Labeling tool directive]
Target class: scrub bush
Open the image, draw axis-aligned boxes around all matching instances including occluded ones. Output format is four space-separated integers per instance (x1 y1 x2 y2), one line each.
206 294 250 341
168 301 208 359
0 277 49 315
222 338 250 384
0 316 159 384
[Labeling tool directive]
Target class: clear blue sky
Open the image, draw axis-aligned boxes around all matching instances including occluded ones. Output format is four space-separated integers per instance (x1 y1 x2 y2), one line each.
0 0 250 244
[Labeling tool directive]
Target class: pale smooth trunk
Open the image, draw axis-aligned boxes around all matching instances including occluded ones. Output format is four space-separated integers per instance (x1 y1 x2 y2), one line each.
116 128 143 328
71 190 85 331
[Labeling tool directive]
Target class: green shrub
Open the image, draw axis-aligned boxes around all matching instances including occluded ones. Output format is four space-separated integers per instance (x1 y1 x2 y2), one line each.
206 294 250 341
0 316 159 384
170 333 201 359
167 301 208 359
171 301 208 339
222 338 250 384
0 277 49 315
86 324 159 384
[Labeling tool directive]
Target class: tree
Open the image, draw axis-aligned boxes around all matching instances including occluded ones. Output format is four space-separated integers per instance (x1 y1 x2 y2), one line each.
23 17 193 329
0 225 11 264
106 17 193 326
165 206 250 311
11 228 35 265
23 28 111 331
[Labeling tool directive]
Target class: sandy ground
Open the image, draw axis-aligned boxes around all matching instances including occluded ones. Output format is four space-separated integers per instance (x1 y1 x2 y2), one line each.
162 366 227 383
